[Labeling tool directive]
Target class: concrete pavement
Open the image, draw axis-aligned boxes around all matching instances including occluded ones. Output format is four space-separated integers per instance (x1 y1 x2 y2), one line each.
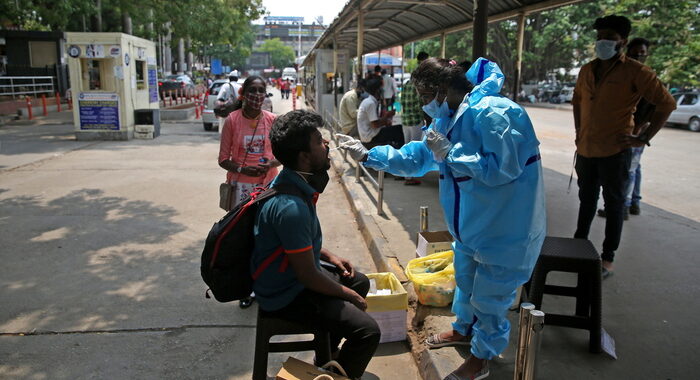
0 89 420 379
322 105 700 379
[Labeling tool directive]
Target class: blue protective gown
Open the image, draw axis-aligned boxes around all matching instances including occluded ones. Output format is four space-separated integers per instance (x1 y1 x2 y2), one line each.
364 58 546 359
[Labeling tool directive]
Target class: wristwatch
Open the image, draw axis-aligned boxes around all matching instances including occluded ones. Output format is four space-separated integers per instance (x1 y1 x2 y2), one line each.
236 166 243 173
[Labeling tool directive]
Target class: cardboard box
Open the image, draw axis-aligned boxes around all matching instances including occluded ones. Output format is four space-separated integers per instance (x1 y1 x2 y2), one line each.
416 231 453 257
365 272 408 343
276 357 350 380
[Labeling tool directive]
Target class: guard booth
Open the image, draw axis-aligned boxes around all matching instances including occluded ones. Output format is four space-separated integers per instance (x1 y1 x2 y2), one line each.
65 33 160 140
308 49 350 119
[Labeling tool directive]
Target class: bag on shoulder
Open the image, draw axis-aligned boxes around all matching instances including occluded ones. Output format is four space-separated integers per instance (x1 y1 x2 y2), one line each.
201 184 310 303
214 83 238 118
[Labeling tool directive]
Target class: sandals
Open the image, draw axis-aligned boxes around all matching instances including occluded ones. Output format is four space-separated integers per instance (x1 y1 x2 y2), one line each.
426 333 471 349
443 357 489 380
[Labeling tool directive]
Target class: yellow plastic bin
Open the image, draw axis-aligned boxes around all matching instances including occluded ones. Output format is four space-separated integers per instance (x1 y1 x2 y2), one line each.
405 250 456 307
365 272 408 343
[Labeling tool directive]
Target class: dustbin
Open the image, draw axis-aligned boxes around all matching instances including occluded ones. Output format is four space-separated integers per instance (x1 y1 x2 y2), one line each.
134 109 161 137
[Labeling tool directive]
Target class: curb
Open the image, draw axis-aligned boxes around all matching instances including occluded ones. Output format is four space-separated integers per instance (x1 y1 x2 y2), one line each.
327 146 441 380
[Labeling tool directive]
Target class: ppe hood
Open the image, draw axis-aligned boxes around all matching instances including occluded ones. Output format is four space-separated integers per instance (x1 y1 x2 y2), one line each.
466 58 505 104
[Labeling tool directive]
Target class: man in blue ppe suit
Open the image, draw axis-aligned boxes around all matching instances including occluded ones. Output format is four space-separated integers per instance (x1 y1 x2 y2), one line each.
338 58 546 380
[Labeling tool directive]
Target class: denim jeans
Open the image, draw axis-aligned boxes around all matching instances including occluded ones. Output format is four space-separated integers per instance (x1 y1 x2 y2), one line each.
574 149 632 262
625 146 644 207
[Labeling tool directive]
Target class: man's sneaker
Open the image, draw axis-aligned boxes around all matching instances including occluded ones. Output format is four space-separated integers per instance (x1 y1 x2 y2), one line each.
597 209 606 218
629 204 641 215
623 207 629 220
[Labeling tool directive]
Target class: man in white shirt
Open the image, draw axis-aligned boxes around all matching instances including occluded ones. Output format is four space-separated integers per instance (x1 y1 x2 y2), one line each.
381 69 397 108
357 77 402 149
216 70 242 132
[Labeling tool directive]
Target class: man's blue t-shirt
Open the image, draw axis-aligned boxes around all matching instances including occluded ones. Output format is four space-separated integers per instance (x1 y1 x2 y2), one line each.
251 168 322 311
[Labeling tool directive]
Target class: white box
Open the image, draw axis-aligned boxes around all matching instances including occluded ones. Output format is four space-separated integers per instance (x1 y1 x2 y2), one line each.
134 131 153 139
416 231 453 257
366 273 408 343
135 124 154 133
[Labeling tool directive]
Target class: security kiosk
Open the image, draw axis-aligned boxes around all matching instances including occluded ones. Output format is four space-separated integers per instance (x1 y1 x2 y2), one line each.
66 33 159 140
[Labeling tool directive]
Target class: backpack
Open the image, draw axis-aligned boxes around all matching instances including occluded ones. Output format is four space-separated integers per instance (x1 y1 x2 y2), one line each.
201 184 311 303
214 83 237 118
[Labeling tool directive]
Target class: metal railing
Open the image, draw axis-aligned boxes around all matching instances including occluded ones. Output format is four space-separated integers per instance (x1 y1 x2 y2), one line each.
0 76 56 98
514 303 546 380
323 110 385 215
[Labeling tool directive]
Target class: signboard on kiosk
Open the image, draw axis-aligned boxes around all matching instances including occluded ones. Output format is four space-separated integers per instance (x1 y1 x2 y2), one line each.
78 93 120 130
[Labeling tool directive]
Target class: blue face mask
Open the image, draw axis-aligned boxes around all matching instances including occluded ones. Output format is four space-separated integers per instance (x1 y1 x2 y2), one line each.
359 91 369 100
595 39 619 61
422 92 452 120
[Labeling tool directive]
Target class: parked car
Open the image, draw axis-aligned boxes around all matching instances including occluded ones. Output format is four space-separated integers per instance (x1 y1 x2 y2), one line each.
202 79 230 131
667 92 700 132
202 78 245 131
559 86 574 103
159 74 195 100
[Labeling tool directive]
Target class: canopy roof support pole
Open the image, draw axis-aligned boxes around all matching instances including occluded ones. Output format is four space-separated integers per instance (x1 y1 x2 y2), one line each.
513 12 526 101
356 1 365 78
472 0 489 60
440 32 447 58
333 35 339 110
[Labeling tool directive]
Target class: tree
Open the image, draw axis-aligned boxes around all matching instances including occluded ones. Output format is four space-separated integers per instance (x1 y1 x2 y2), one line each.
255 38 296 69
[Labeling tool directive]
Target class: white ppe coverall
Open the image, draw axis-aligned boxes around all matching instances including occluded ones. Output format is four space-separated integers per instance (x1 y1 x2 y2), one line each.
363 58 546 359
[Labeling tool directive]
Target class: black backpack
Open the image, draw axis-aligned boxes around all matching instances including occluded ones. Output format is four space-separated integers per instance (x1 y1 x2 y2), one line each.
201 184 311 303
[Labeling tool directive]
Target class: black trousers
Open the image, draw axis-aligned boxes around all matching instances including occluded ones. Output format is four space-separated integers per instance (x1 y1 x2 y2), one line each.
574 149 632 262
363 124 405 150
265 265 380 379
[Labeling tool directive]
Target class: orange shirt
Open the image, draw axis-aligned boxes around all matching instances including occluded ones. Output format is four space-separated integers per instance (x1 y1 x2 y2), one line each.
572 54 676 158
218 109 278 184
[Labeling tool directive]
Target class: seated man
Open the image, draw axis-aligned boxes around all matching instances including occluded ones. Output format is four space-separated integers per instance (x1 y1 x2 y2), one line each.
338 79 366 138
357 77 403 150
252 110 381 379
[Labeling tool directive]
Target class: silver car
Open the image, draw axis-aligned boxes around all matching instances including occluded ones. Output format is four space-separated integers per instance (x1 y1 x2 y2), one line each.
202 79 230 131
667 92 700 132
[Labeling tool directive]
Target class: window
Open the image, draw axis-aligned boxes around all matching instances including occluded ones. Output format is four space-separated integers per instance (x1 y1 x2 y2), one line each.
135 60 146 90
680 94 698 106
81 59 102 91
29 41 57 68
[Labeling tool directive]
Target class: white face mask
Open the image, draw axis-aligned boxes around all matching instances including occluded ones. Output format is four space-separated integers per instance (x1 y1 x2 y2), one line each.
595 39 619 60
422 91 452 120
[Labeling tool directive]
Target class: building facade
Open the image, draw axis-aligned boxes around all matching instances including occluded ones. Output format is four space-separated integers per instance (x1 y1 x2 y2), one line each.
254 16 325 59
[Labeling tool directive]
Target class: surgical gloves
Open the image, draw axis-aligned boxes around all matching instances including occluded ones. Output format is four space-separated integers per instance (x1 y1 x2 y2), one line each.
426 129 452 160
337 134 369 162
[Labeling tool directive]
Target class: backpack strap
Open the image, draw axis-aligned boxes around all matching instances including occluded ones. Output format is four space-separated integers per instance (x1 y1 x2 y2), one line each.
251 182 315 278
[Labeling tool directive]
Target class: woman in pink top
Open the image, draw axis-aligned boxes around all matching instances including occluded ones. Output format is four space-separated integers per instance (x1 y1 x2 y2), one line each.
219 75 280 208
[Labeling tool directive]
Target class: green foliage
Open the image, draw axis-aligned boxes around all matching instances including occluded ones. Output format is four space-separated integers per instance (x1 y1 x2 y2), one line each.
410 0 699 88
255 38 296 69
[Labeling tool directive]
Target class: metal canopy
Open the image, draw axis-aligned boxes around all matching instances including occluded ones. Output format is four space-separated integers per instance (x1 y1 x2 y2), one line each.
309 0 586 60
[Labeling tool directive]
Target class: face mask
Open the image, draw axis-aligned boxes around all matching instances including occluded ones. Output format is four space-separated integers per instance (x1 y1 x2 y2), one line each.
307 170 330 193
245 92 265 110
359 91 369 100
422 91 452 120
595 39 619 61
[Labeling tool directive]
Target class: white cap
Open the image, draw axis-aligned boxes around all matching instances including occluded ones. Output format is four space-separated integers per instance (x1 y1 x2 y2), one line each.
229 70 240 77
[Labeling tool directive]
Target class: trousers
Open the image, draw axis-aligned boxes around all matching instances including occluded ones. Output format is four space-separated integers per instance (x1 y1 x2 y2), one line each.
265 265 380 379
574 149 632 262
451 242 533 360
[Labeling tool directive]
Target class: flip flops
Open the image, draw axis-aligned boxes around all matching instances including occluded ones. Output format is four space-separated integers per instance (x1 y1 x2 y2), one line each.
426 333 471 349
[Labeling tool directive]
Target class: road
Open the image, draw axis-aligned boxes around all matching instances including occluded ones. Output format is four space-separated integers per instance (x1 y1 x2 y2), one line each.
0 91 420 380
525 105 700 222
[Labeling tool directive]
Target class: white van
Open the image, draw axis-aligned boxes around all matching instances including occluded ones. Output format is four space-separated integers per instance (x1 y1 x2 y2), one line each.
282 67 297 81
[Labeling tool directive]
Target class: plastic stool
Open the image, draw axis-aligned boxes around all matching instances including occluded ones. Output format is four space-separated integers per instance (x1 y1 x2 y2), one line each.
253 309 332 380
523 236 602 353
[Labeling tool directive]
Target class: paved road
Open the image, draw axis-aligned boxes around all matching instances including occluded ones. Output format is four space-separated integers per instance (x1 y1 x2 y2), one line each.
0 91 420 380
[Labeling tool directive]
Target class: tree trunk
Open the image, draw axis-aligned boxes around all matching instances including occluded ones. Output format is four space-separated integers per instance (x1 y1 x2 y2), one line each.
91 0 102 32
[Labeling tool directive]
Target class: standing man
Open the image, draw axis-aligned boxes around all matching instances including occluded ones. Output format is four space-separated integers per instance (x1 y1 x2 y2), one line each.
399 51 430 186
356 77 401 149
572 16 676 277
338 79 366 137
215 70 242 132
598 37 654 219
381 69 397 108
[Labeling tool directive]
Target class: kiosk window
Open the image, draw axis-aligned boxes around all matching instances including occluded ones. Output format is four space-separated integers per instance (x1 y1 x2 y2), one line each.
136 60 146 90
81 59 102 91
